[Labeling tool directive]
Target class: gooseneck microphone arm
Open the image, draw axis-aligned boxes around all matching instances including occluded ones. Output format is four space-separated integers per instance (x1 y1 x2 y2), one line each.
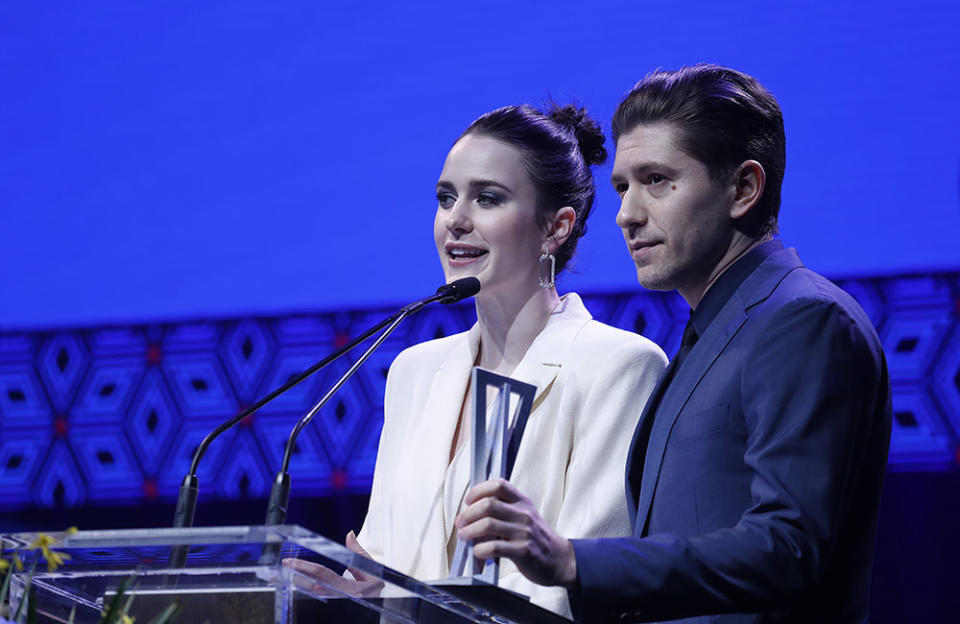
171 307 406 530
262 276 481 528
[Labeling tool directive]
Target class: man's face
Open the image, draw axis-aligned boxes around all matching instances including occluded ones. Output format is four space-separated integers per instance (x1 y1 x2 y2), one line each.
612 123 737 304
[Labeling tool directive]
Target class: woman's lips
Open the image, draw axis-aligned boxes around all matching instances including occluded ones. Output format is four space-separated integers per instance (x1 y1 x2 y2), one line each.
446 244 488 266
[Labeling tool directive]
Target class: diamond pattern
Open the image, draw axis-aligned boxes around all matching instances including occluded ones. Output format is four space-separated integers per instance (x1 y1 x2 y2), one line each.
253 414 333 492
163 353 236 420
0 429 51 501
125 369 182 475
888 384 955 469
220 320 275 403
71 427 143 502
32 441 86 507
36 333 90 412
0 274 957 512
881 308 953 382
0 364 52 428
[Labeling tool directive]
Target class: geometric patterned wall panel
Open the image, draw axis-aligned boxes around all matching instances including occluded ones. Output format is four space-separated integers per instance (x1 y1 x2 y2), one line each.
1 272 958 513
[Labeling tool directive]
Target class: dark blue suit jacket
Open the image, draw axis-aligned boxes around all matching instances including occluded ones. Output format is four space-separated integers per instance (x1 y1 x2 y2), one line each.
570 246 892 623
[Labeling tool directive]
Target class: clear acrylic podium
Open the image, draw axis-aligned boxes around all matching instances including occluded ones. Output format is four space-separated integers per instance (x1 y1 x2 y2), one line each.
2 525 570 623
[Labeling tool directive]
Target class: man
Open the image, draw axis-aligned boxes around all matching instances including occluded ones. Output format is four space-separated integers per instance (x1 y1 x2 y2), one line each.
456 65 892 622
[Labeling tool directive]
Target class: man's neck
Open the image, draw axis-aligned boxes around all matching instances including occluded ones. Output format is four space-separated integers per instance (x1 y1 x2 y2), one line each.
680 233 772 309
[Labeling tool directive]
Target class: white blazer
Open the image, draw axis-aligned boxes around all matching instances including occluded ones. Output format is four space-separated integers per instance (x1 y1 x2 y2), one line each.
356 293 667 617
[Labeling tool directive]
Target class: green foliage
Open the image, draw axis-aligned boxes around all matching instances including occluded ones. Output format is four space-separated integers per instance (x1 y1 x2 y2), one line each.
2 533 179 624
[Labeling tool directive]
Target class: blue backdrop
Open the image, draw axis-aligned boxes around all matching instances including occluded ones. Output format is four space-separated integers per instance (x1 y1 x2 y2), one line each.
2 1 959 329
2 4 960 620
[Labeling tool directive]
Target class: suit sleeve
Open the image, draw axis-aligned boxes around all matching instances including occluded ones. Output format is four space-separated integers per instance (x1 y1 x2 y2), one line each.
570 296 888 622
498 333 668 617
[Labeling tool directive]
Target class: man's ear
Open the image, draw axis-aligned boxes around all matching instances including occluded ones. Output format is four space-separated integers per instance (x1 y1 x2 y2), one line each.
730 160 766 220
546 206 577 251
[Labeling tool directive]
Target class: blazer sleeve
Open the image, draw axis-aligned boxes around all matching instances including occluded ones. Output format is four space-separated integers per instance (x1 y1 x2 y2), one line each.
498 332 668 617
354 347 410 565
571 296 890 622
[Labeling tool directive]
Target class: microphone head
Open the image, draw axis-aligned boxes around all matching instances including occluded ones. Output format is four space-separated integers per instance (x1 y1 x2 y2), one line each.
436 277 481 304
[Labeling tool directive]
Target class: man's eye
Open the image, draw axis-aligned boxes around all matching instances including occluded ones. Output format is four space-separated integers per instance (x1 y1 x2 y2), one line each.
614 182 628 196
437 192 456 208
647 174 667 185
477 192 501 206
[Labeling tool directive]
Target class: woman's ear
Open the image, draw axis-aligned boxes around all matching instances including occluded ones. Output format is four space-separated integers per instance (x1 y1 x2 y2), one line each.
547 206 577 251
729 160 766 220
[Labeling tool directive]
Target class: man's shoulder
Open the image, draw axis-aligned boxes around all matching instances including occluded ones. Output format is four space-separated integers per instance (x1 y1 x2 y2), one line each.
765 265 871 326
738 263 882 362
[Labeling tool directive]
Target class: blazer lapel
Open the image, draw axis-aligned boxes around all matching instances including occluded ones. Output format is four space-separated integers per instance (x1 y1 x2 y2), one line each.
399 325 479 574
509 293 593 417
632 247 804 535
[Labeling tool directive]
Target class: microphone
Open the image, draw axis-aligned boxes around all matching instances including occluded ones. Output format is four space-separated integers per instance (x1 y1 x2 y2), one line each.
435 276 481 304
259 277 480 556
167 278 479 568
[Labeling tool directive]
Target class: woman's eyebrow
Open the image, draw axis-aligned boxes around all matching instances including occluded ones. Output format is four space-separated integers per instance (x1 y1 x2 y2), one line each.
468 179 513 193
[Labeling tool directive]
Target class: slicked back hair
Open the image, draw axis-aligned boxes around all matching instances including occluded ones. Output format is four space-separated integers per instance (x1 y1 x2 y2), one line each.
613 64 786 237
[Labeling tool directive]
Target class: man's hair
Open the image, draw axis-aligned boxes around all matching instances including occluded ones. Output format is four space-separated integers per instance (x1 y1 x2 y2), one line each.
612 64 786 237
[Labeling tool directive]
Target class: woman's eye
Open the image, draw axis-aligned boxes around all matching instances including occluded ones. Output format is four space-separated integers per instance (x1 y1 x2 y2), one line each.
476 192 501 206
437 192 456 208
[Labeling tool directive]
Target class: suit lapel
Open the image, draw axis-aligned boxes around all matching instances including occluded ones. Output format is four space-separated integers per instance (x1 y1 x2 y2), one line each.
632 247 805 535
633 302 747 534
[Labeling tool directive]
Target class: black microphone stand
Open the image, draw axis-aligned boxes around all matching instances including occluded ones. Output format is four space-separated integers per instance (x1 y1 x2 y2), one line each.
169 278 479 570
258 278 480 564
166 311 402 570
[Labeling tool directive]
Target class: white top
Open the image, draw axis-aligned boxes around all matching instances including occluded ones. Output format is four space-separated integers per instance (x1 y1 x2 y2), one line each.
355 293 667 617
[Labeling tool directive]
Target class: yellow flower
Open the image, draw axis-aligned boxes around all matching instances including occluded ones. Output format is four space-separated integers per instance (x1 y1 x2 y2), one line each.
28 532 72 572
0 552 24 572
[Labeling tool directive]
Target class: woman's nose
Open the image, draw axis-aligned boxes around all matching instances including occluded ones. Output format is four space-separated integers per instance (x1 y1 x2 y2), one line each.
445 200 472 234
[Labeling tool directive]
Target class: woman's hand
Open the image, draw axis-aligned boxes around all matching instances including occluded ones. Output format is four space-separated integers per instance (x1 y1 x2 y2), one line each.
455 478 578 588
282 531 383 598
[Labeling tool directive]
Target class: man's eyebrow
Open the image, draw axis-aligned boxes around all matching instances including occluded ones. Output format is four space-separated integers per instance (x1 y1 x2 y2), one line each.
611 161 676 182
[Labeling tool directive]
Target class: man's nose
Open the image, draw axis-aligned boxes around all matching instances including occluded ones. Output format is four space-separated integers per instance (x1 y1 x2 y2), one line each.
615 189 646 230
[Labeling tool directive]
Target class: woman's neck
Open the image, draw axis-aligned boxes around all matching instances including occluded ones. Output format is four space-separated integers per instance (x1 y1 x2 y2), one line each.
474 285 560 376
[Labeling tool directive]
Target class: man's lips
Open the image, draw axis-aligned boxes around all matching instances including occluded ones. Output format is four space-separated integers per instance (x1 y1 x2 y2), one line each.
627 240 661 259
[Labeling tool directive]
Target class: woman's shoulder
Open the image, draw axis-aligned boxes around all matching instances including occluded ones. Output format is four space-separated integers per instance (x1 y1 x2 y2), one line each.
570 319 668 368
390 328 472 371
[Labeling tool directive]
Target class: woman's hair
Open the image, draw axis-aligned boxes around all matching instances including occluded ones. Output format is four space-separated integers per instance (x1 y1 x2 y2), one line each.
459 103 607 273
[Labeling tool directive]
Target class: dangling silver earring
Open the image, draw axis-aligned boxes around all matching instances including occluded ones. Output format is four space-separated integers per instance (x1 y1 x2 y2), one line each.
538 250 556 289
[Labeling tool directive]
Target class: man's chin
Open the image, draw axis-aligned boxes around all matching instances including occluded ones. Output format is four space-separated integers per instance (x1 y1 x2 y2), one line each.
635 270 675 292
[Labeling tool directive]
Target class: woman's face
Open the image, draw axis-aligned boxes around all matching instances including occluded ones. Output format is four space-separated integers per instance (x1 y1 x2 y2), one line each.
434 134 546 297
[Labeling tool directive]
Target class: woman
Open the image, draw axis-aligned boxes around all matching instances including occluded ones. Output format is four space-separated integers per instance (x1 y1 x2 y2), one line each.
297 104 667 617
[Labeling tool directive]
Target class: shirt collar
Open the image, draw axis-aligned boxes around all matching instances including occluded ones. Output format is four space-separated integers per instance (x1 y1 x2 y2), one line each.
689 239 783 336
